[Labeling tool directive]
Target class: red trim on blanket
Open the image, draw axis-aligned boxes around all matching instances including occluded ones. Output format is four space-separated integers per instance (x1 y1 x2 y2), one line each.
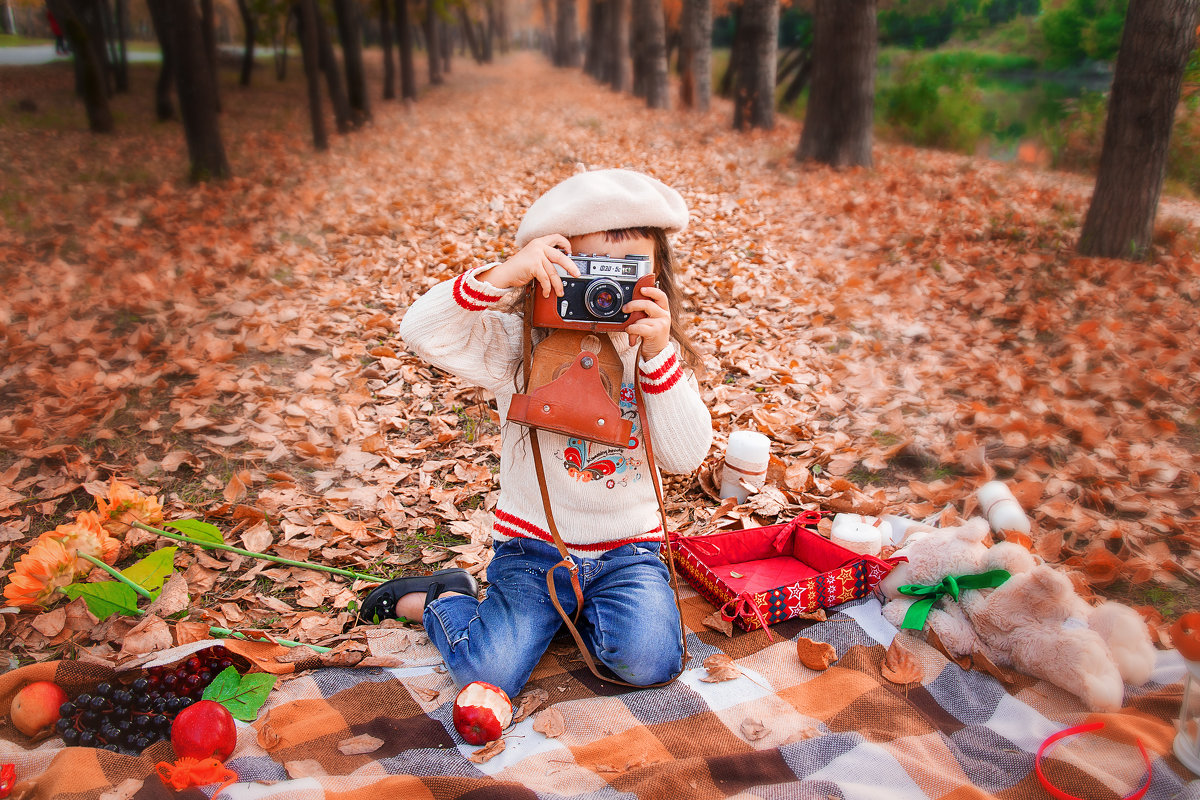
493 508 662 552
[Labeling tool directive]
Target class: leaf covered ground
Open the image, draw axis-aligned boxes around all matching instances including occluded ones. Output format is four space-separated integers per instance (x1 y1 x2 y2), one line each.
1 50 1199 666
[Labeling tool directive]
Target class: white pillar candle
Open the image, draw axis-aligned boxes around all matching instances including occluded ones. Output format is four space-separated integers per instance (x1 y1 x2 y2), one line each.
720 431 770 503
830 514 889 556
977 481 1031 535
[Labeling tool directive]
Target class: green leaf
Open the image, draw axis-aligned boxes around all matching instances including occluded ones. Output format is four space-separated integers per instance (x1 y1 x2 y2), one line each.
166 518 224 545
120 547 177 594
62 581 141 620
201 666 276 721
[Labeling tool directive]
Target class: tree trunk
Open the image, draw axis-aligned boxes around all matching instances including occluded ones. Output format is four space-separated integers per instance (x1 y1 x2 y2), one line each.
731 0 775 128
483 0 495 60
796 0 876 166
315 4 352 131
540 0 553 58
1078 0 1200 258
423 0 443 84
634 0 668 107
678 0 710 110
169 0 231 180
610 0 630 90
333 0 370 124
554 0 578 66
718 1 739 98
145 0 175 120
236 0 255 86
273 8 292 80
396 0 417 100
2 1 15 35
200 0 221 112
381 0 396 98
584 0 602 77
295 0 328 150
111 0 128 91
439 16 451 73
47 0 114 132
459 3 483 62
777 45 812 108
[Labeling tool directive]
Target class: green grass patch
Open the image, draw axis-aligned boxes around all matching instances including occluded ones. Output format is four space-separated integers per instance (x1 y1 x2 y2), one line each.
0 32 50 47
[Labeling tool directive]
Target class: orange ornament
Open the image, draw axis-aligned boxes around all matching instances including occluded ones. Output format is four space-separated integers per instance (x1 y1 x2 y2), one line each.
1171 613 1200 663
155 758 238 799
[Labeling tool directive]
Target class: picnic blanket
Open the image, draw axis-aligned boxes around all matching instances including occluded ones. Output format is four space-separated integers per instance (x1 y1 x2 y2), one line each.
3 587 1197 799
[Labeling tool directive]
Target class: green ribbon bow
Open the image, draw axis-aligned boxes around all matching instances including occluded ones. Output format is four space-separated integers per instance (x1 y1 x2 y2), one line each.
897 569 1011 631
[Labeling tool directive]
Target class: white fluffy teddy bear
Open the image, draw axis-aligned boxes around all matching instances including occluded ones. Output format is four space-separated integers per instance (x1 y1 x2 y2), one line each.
879 517 1156 712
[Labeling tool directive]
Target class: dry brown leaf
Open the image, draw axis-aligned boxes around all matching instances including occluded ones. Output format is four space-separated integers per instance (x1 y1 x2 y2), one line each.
701 610 734 637
256 711 282 751
699 653 743 683
796 636 838 670
740 717 770 741
881 636 922 686
532 707 566 738
468 738 506 763
511 687 549 723
411 686 441 703
285 759 327 779
337 733 385 755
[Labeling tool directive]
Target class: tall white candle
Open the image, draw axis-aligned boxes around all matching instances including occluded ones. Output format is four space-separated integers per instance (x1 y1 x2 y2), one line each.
720 431 770 503
977 481 1031 535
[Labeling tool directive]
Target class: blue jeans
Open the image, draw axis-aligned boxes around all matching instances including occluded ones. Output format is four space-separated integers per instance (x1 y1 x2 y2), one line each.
423 537 684 698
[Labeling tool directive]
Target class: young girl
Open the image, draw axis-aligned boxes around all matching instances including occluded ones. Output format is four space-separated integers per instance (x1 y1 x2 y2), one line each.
362 168 712 699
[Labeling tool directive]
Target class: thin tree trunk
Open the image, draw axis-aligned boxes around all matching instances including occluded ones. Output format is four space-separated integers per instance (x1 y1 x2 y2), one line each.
636 0 668 107
459 3 483 62
274 8 292 80
1078 0 1200 258
112 0 128 91
731 0 775 129
381 0 396 98
483 0 495 60
584 0 602 77
333 0 370 124
718 2 739 97
423 0 442 84
315 4 352 131
145 0 175 120
47 0 113 132
540 0 553 58
610 0 629 90
169 0 231 179
678 0 710 110
295 0 328 149
2 1 15 35
396 0 417 100
440 16 451 73
778 46 812 108
554 0 578 66
236 0 256 86
796 0 876 166
200 0 221 113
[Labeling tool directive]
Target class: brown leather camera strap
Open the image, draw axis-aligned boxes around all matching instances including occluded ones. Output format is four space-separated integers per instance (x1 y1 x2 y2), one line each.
521 310 689 689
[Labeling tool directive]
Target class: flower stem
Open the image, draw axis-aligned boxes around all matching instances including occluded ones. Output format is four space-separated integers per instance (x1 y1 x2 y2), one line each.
206 626 332 654
79 553 154 599
131 521 387 583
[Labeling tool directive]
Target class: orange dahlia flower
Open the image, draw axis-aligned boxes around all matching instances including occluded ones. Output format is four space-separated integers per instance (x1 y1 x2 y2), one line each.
96 478 164 536
39 510 120 570
3 537 79 608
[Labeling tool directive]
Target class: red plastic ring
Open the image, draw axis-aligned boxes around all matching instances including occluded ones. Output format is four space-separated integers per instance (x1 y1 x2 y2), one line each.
1035 722 1152 800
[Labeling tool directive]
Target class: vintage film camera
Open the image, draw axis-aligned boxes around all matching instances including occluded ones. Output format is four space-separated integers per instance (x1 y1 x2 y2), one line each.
530 253 656 332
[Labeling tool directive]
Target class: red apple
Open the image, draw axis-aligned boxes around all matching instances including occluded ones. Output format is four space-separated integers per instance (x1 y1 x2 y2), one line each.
10 680 68 738
452 681 513 745
171 700 237 762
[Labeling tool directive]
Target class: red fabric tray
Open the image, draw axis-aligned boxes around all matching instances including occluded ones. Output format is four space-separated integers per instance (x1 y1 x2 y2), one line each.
670 511 896 633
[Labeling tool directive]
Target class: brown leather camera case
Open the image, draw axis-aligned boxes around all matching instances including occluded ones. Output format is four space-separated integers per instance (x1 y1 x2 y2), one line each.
508 330 632 448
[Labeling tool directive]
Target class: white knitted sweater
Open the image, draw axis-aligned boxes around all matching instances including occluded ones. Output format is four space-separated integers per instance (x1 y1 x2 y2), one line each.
398 266 713 556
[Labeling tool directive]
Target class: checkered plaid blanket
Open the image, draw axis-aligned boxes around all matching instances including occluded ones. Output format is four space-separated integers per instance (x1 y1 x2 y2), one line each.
3 589 1197 799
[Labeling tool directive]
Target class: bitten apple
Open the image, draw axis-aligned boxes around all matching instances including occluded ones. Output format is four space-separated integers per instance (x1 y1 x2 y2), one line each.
10 680 68 738
452 681 512 745
171 700 237 762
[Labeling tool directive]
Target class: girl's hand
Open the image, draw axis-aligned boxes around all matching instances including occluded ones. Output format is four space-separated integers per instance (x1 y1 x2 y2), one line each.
623 285 672 358
475 234 580 298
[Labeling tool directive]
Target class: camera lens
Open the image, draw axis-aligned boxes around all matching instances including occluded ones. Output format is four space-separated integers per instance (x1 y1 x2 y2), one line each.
584 279 624 319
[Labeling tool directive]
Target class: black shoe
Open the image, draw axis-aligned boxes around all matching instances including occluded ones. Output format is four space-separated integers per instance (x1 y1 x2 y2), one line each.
358 567 478 624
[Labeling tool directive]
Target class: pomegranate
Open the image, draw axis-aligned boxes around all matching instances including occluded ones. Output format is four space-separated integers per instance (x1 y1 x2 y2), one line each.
452 681 512 745
9 680 68 738
170 700 237 762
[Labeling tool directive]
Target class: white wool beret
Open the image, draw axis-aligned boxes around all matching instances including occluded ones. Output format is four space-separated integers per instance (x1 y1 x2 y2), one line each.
515 168 689 248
